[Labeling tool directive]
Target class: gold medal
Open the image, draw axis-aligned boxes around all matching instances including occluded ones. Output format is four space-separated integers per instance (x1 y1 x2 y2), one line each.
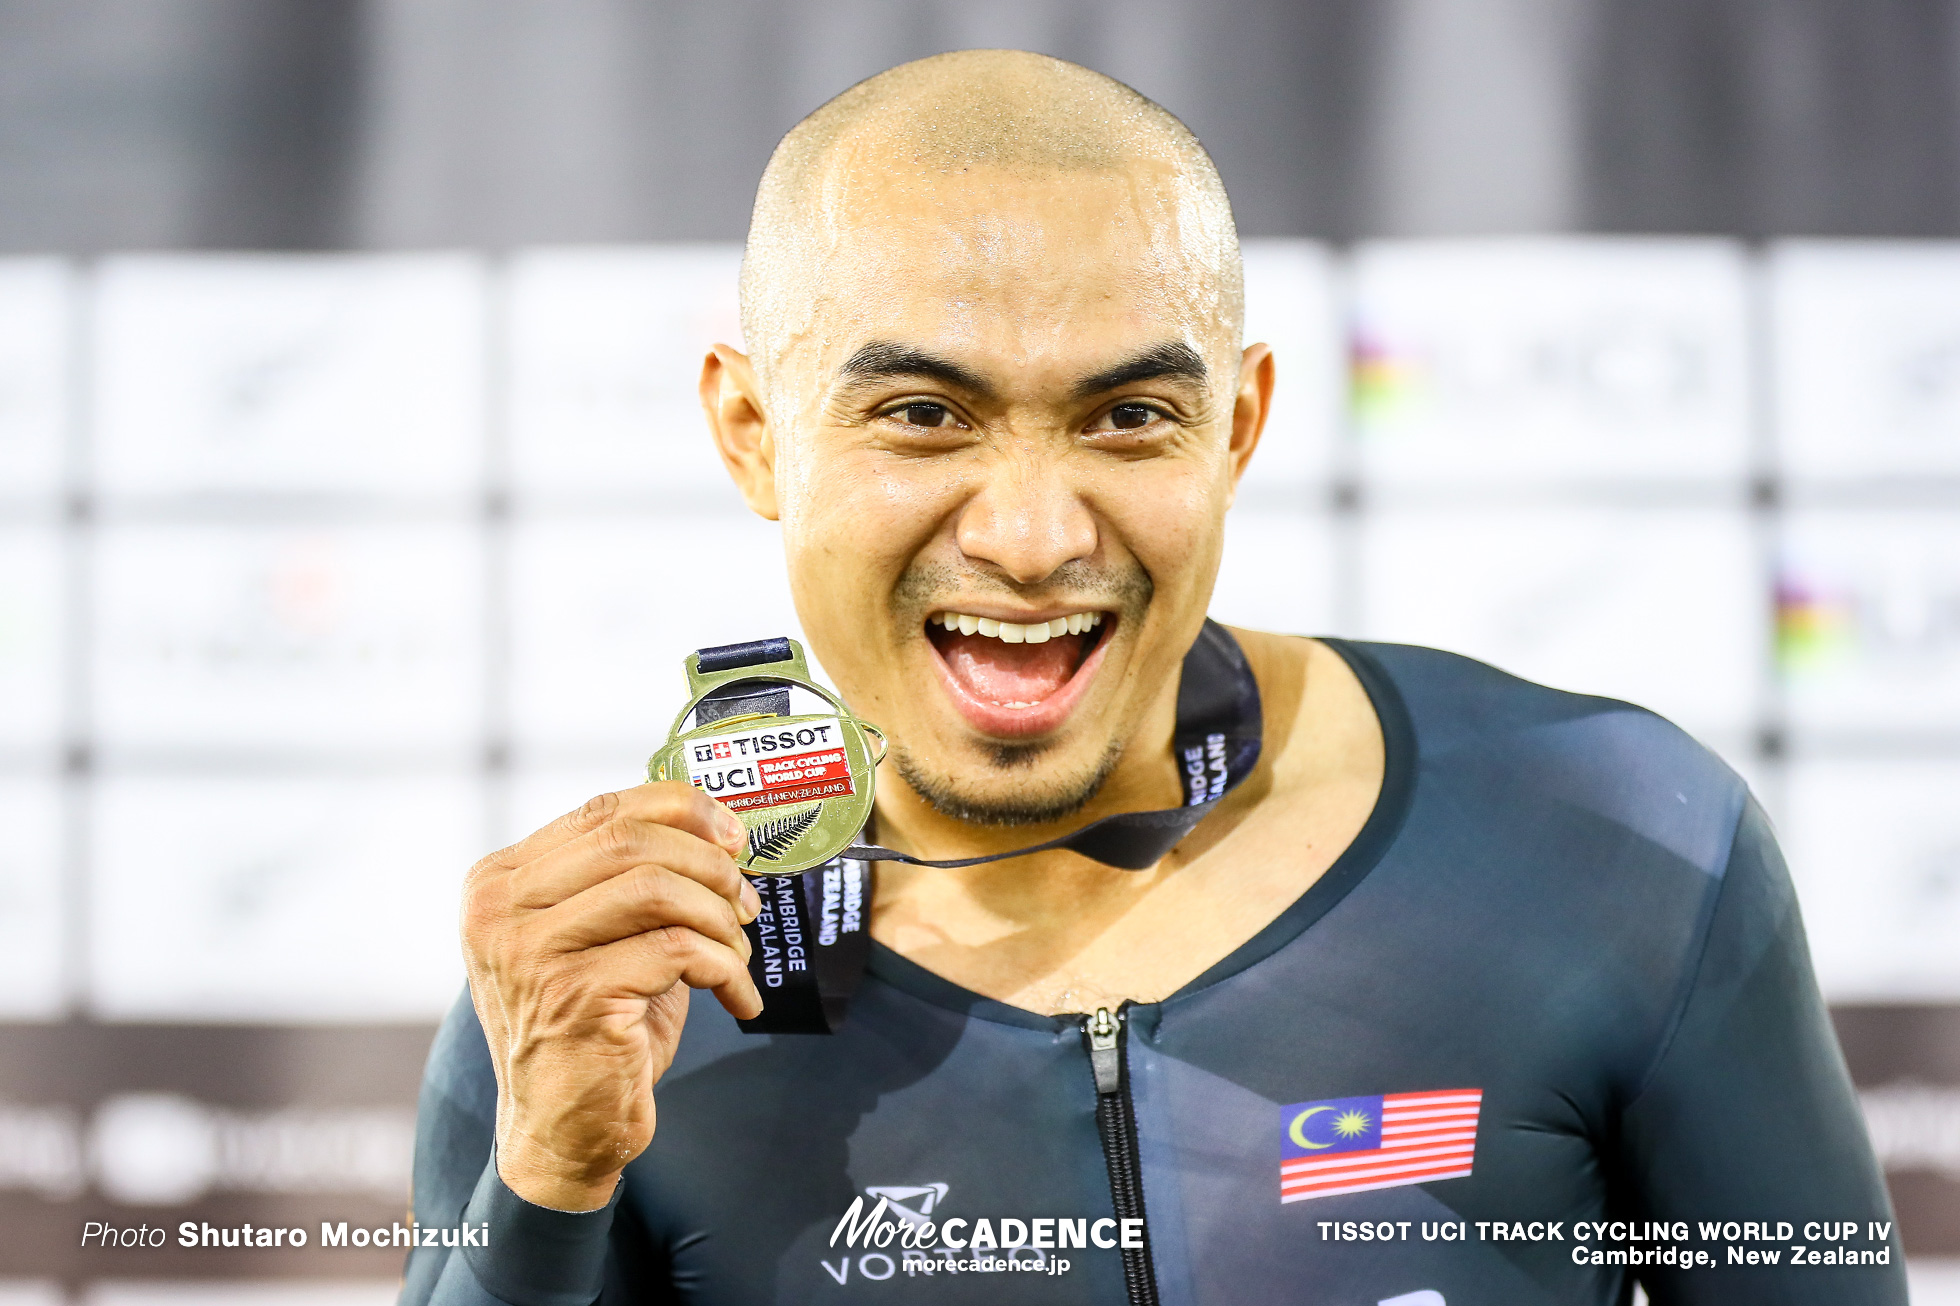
648 638 885 877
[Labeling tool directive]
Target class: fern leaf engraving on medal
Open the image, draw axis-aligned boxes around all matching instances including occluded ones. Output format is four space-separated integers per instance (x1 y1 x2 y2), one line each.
748 807 821 862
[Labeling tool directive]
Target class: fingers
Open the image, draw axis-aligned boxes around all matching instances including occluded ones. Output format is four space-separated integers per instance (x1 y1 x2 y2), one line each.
495 782 748 873
518 813 748 919
710 972 767 1023
510 784 756 911
586 924 763 1021
541 863 753 956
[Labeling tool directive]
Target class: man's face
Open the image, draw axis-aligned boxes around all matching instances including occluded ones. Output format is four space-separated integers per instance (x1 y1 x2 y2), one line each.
732 162 1261 825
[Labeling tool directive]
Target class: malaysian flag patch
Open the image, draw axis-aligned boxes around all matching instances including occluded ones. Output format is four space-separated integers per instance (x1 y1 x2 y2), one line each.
1279 1088 1483 1203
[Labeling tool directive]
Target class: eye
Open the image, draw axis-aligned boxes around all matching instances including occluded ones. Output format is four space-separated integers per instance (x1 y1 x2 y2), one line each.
1107 403 1158 430
894 402 955 428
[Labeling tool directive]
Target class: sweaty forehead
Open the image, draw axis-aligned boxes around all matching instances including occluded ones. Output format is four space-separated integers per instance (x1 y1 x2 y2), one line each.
791 163 1229 381
742 54 1242 389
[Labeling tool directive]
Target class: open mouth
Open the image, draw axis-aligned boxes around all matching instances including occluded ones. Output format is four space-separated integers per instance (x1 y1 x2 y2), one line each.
923 608 1115 738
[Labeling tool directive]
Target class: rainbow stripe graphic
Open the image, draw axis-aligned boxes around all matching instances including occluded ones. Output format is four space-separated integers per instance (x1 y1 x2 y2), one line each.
1775 572 1856 673
1349 330 1427 426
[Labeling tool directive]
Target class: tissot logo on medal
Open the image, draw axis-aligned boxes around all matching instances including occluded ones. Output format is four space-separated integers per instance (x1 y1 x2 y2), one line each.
682 718 855 813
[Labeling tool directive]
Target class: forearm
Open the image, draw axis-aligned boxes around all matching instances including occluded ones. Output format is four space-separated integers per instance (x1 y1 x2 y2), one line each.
404 1155 620 1306
404 997 622 1306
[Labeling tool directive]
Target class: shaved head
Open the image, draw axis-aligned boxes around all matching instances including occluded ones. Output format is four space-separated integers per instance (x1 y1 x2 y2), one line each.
707 49 1271 839
740 49 1243 387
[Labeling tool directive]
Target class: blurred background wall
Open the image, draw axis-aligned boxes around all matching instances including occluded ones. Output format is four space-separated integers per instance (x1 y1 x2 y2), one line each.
6 0 1960 252
2 2 1960 1303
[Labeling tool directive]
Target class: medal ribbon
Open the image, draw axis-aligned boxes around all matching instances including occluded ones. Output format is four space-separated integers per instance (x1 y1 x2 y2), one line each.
709 619 1263 1034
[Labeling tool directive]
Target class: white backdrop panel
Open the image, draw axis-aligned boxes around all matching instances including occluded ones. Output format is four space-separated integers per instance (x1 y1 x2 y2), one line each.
0 259 69 504
0 1284 64 1306
1909 1262 1960 1306
1238 240 1340 489
93 255 484 500
1784 757 1960 1001
0 524 62 758
1779 509 1960 734
1358 506 1763 736
1350 239 1751 485
1771 241 1960 481
0 775 64 1019
92 524 484 755
88 774 474 1021
506 246 746 506
508 512 807 757
1208 508 1338 637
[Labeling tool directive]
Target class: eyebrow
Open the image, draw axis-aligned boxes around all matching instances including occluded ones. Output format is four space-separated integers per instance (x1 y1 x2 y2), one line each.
836 341 997 400
1072 341 1209 399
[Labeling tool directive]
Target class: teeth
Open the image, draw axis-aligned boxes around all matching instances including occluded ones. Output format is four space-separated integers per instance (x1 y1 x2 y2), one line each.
930 610 1104 643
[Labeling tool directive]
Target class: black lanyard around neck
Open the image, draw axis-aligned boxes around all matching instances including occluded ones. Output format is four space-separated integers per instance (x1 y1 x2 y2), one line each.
722 618 1263 1034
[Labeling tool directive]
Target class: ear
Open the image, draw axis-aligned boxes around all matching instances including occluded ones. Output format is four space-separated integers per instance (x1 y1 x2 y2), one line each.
1225 342 1275 507
700 344 780 521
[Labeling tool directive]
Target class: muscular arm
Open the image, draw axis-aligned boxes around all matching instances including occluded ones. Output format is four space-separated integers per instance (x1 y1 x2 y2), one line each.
400 784 761 1306
401 996 641 1306
1616 800 1906 1305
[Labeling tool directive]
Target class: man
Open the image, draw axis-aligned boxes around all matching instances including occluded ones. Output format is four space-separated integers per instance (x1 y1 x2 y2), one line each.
402 51 1903 1306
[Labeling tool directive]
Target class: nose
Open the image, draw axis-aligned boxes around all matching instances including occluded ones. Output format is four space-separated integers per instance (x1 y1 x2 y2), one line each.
953 449 1098 585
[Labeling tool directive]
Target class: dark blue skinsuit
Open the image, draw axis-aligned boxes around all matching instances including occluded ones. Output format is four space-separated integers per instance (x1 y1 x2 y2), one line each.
400 640 1905 1306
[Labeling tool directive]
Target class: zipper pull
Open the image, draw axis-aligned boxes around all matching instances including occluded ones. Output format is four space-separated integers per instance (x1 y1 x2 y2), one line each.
1086 1006 1123 1096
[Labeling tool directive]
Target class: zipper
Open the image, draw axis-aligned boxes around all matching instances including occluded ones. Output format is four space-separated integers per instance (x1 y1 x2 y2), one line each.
1084 1004 1159 1306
